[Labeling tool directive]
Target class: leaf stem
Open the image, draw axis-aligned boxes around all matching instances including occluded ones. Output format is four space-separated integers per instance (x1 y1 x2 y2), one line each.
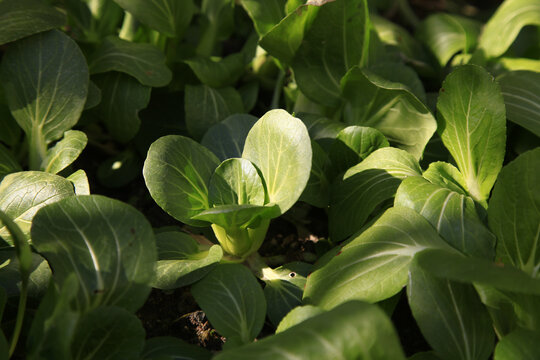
28 129 47 171
8 282 27 358
270 70 286 109
119 12 137 42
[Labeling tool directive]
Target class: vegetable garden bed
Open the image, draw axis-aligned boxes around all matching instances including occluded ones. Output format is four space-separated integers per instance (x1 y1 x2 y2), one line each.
0 0 539 359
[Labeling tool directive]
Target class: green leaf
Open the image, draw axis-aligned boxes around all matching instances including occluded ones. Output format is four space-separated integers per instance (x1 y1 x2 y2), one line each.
298 113 345 141
201 114 257 161
414 249 540 295
488 148 540 276
72 306 145 360
0 171 75 243
395 176 495 259
84 80 102 110
141 336 212 360
209 158 265 206
409 352 444 360
417 13 481 66
299 140 332 208
329 147 421 242
0 144 21 181
436 65 506 202
185 53 246 88
191 263 266 344
498 58 540 73
275 304 324 333
242 109 312 215
422 162 468 195
0 30 89 168
240 0 286 36
89 36 172 87
214 301 406 360
494 328 540 360
143 135 220 227
0 105 21 147
113 0 195 37
0 210 32 283
478 0 540 58
31 195 157 312
152 231 222 290
304 206 453 309
66 170 90 195
292 0 373 107
329 126 389 175
41 130 87 174
341 66 437 159
0 0 65 46
0 250 51 297
97 151 141 189
408 259 494 360
184 85 244 140
498 71 540 137
192 204 278 229
93 72 151 143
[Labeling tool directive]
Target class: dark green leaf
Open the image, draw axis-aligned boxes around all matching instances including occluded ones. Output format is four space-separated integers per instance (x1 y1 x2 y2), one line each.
299 140 332 208
141 336 211 360
494 328 540 360
275 305 324 333
0 105 21 147
186 53 246 88
0 250 51 297
298 113 345 141
0 144 21 181
42 130 87 174
97 151 141 189
240 0 286 36
31 195 157 312
200 114 257 161
191 263 266 344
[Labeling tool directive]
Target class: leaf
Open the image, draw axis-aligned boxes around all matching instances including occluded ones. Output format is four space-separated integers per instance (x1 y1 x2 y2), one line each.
494 328 540 360
84 80 102 110
422 162 468 195
0 210 32 284
304 206 454 309
0 143 21 181
0 171 75 243
417 13 481 66
275 305 324 333
143 135 220 227
41 130 87 174
0 104 21 147
141 336 212 360
67 169 91 195
329 147 421 242
498 71 540 137
71 306 145 360
341 66 437 159
0 0 65 45
185 53 246 88
200 114 257 161
478 0 540 58
242 109 312 215
240 0 286 37
191 204 279 229
298 113 345 141
292 0 373 107
259 4 320 64
89 36 172 87
395 176 495 259
184 85 244 140
214 301 406 360
93 72 151 143
0 30 88 143
498 58 540 73
113 0 195 37
299 140 332 208
31 195 157 312
0 250 51 297
152 231 222 290
408 259 494 360
328 126 389 175
191 263 266 344
488 148 540 276
436 65 506 202
208 158 265 206
97 151 141 189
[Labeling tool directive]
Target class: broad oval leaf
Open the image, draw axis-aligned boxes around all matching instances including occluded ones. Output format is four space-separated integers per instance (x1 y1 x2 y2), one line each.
113 0 195 38
298 113 345 142
209 158 265 206
191 204 279 229
0 171 75 243
417 13 481 66
299 140 332 208
89 36 172 87
240 0 286 37
143 135 220 227
191 263 266 344
153 233 222 290
395 176 495 259
479 0 540 58
275 305 324 333
494 328 540 360
214 301 406 360
185 85 244 140
141 336 212 360
0 143 21 181
342 66 437 159
0 30 89 143
42 130 87 174
329 147 421 242
93 72 151 143
304 206 453 309
185 53 246 88
0 249 51 297
0 0 65 45
488 148 540 276
201 114 257 161
72 306 145 360
242 109 312 215
31 195 157 312
498 71 540 137
408 259 494 360
436 65 506 202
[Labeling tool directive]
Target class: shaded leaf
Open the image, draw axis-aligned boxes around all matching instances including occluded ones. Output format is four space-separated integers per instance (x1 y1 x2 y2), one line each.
494 328 540 360
240 0 286 36
299 140 332 208
186 53 246 88
141 336 212 360
201 114 257 161
0 144 21 181
275 305 324 333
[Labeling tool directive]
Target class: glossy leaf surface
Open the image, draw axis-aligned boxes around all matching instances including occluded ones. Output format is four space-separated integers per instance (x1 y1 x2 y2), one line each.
42 130 87 174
